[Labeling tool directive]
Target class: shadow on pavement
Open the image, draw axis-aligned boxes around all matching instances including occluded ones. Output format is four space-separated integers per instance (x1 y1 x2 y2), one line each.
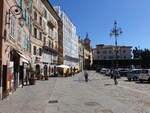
73 78 100 82
104 84 113 86
135 81 150 84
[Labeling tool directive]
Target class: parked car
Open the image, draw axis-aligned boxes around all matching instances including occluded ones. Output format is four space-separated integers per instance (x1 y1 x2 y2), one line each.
119 68 130 77
139 69 150 83
100 68 107 74
127 69 142 81
96 67 101 72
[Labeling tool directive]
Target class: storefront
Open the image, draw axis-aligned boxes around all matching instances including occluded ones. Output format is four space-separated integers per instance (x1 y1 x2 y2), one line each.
2 49 30 99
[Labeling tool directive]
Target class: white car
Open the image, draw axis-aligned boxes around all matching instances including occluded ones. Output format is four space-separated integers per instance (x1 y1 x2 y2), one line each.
139 69 150 83
100 68 107 74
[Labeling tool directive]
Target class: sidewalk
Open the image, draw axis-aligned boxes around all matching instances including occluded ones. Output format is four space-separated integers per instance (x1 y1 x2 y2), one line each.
0 78 57 113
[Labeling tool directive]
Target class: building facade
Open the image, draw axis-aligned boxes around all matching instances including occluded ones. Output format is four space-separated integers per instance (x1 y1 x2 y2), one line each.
54 6 79 68
78 37 84 71
30 0 61 77
0 0 62 99
93 44 132 60
83 35 93 70
0 0 32 99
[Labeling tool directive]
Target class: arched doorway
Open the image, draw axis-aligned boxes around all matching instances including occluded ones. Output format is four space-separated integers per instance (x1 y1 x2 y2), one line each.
49 66 51 76
10 50 20 90
44 65 48 75
35 65 40 75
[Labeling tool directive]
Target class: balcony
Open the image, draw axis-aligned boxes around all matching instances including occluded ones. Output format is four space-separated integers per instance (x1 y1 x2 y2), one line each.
33 19 43 31
43 43 58 55
47 20 56 29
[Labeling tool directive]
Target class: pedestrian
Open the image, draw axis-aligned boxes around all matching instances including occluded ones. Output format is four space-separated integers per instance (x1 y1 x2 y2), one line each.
113 70 118 85
84 71 88 82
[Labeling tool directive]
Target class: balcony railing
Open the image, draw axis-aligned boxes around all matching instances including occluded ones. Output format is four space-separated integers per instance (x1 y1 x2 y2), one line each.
47 20 56 29
43 43 58 55
32 19 43 31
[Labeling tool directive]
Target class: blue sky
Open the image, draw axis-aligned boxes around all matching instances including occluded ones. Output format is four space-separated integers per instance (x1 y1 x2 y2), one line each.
50 0 150 49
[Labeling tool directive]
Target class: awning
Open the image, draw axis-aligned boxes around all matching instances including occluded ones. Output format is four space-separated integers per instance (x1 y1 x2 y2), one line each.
17 52 29 63
56 65 70 68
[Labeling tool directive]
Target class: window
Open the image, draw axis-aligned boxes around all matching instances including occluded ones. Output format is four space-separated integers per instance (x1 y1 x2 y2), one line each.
49 40 51 48
39 16 42 25
39 48 42 56
17 26 22 42
97 51 100 54
33 46 36 55
109 56 113 59
109 50 112 54
104 56 106 59
34 11 37 21
34 27 37 38
43 37 46 45
103 51 107 54
44 9 47 19
123 50 126 53
39 32 42 40
10 16 16 38
52 42 54 48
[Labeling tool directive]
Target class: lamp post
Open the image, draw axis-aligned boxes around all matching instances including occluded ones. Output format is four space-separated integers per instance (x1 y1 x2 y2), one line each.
6 5 24 27
110 21 123 68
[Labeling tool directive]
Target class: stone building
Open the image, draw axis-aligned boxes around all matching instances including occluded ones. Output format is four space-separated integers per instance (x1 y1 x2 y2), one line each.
93 44 132 60
0 0 32 99
83 34 93 70
0 0 63 99
54 6 79 69
78 37 84 71
31 0 61 76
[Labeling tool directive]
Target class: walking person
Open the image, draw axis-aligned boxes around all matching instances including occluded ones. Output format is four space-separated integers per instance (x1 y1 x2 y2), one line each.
84 70 88 82
113 70 118 85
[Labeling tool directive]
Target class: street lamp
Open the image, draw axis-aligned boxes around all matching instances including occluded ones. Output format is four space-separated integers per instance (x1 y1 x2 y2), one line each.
6 5 24 27
110 21 123 68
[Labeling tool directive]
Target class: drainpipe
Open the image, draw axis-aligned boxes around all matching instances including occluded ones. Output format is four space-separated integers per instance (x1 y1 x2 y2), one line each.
0 0 4 99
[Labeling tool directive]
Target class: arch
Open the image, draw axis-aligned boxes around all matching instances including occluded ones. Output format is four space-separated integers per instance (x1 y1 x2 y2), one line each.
35 64 40 75
44 65 48 75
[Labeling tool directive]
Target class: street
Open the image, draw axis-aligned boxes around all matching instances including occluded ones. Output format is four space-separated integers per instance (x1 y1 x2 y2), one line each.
1 71 150 113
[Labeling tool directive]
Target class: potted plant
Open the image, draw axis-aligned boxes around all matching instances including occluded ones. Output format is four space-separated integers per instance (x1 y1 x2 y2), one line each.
29 67 36 85
44 75 49 80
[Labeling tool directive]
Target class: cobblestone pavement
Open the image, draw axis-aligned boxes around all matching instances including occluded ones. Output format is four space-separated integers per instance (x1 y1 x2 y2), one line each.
1 71 150 113
45 71 150 113
0 78 57 113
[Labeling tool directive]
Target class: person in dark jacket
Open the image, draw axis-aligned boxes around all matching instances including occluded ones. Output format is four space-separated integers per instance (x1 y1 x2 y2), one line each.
113 70 118 85
84 71 88 82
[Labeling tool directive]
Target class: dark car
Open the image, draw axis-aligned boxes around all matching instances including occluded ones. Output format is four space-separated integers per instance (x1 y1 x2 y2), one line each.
96 67 101 72
119 69 130 77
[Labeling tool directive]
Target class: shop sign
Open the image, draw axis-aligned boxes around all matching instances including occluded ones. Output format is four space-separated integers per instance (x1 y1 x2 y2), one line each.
7 62 14 92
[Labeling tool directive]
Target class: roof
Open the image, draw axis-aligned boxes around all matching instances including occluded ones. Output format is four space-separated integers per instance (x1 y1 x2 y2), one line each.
42 0 62 21
96 44 132 49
